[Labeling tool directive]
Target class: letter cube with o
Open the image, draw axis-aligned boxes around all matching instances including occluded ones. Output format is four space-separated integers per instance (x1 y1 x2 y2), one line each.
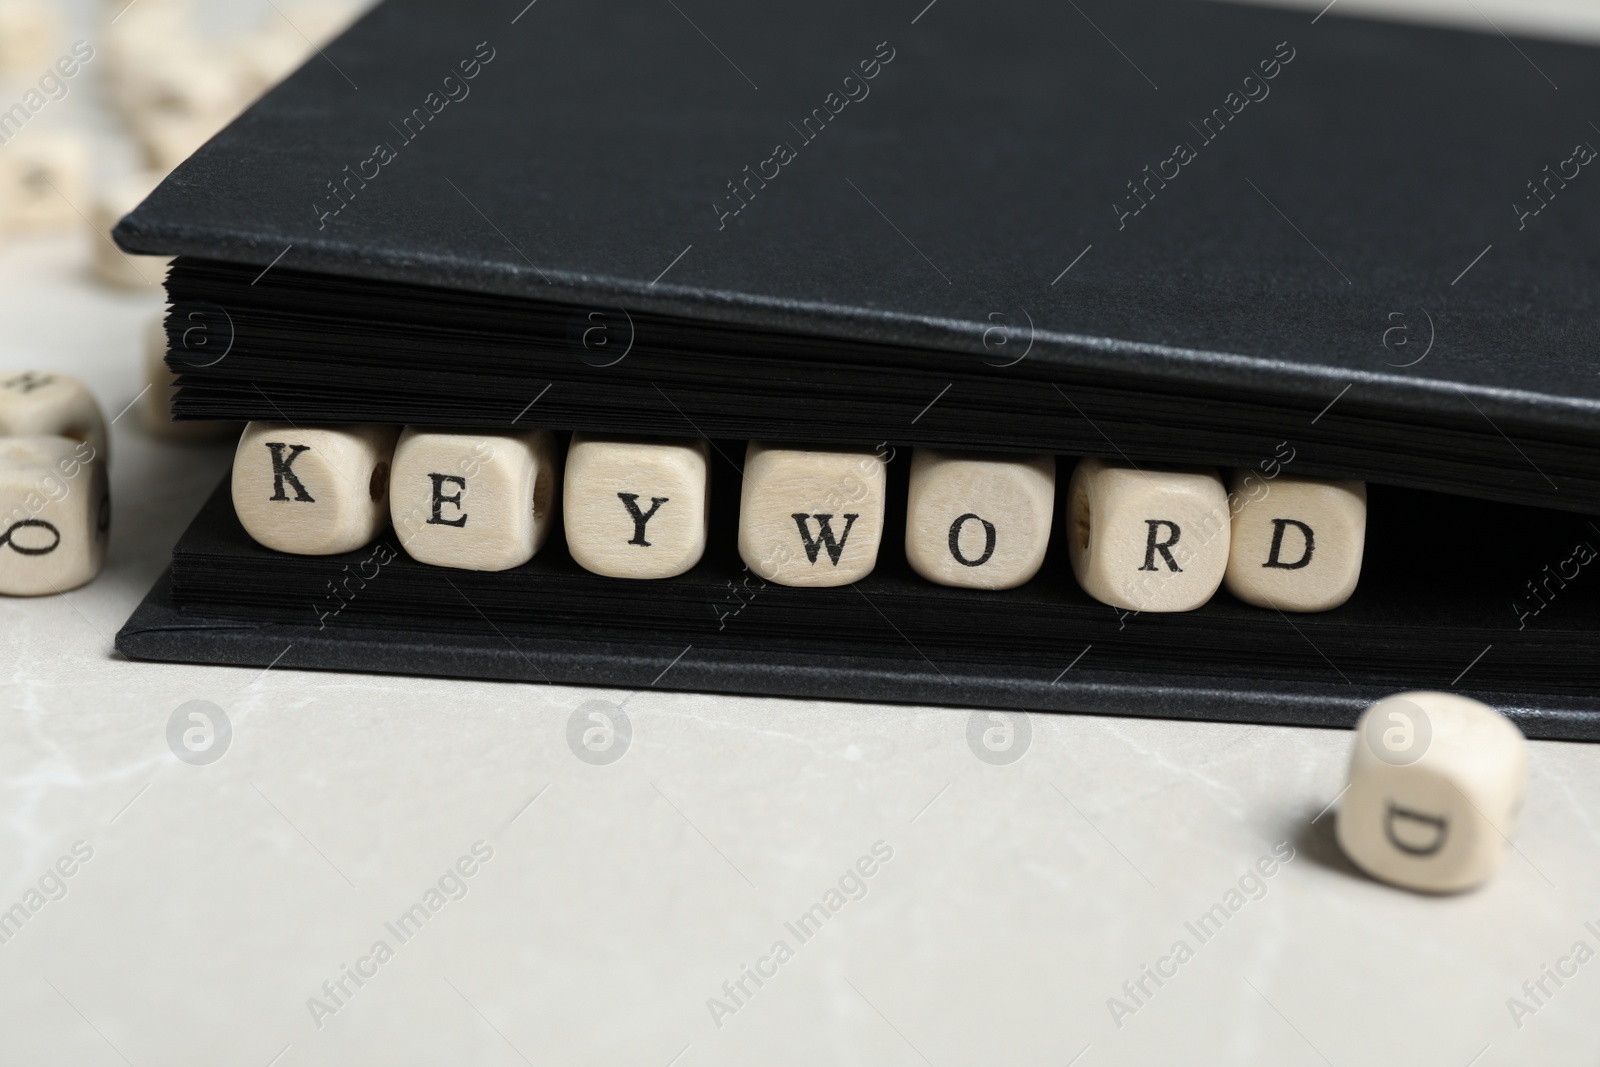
739 442 886 588
232 422 398 555
905 448 1054 590
1337 692 1528 893
389 427 558 571
0 370 108 465
1225 472 1366 612
0 435 108 596
1066 457 1229 612
563 434 710 579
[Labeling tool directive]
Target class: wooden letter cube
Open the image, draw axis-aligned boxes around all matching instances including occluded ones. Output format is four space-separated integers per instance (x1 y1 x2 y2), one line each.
92 172 169 289
0 370 107 465
1225 472 1366 611
0 0 62 77
905 448 1054 590
232 422 398 555
0 130 88 233
563 434 709 579
389 427 558 571
739 443 886 588
1337 692 1528 893
1066 457 1229 612
140 316 234 441
0 436 108 596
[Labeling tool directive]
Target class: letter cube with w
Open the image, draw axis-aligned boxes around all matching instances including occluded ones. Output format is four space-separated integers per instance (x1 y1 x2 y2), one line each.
232 422 398 555
563 433 710 579
739 442 886 587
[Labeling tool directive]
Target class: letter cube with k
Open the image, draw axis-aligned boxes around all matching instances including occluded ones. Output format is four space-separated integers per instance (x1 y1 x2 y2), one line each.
232 422 397 555
1066 457 1229 611
739 442 886 588
563 434 709 579
389 427 557 571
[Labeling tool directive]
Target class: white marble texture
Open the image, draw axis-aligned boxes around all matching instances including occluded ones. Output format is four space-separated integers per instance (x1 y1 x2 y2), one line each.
2 2 1600 1064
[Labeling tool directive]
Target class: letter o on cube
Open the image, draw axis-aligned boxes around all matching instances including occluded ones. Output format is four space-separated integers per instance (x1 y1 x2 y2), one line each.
0 435 109 596
1336 691 1528 893
232 422 398 555
1225 472 1366 611
905 448 1054 589
563 434 710 579
389 426 557 571
739 442 886 588
0 370 108 467
1066 457 1229 611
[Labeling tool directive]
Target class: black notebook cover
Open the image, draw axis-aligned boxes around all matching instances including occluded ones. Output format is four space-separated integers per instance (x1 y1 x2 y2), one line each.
118 0 1600 447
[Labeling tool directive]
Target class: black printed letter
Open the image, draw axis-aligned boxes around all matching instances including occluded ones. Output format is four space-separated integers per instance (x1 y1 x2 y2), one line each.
1263 518 1314 569
793 513 858 565
266 443 314 502
618 493 669 546
1140 520 1181 572
948 513 996 567
428 474 467 526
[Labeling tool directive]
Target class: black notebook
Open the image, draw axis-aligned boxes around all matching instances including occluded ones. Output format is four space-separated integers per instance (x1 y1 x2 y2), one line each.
113 0 1600 730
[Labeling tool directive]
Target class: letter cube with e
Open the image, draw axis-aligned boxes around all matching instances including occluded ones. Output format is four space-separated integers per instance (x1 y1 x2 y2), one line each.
563 434 709 579
905 448 1054 590
0 435 108 596
0 130 88 234
1225 472 1366 611
1337 692 1528 893
1066 458 1229 611
739 443 886 588
389 427 558 571
0 370 108 465
232 422 398 555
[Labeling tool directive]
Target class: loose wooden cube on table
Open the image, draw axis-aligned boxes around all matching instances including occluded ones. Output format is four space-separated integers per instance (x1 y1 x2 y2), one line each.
232 422 398 555
1066 457 1229 612
0 130 89 234
905 448 1054 590
1337 692 1528 893
389 427 558 571
739 442 886 588
563 434 709 579
1225 471 1367 611
0 370 108 465
0 435 108 596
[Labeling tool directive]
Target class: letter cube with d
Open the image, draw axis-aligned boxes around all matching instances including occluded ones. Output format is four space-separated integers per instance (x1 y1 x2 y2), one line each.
905 448 1054 590
389 427 558 571
1337 692 1528 893
739 442 886 588
1224 472 1366 612
563 433 709 579
1066 457 1229 611
0 370 108 465
0 435 108 596
232 422 398 555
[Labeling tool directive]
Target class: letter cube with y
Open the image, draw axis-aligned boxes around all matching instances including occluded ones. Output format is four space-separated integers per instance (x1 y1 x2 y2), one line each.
1337 692 1528 893
906 448 1054 589
389 427 558 571
1225 472 1366 611
0 131 88 233
232 422 398 555
0 436 108 596
1066 458 1229 611
563 434 709 579
739 443 886 588
0 371 108 465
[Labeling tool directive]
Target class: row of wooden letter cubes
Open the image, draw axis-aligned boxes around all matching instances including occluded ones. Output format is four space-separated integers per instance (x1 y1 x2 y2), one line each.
230 423 1367 613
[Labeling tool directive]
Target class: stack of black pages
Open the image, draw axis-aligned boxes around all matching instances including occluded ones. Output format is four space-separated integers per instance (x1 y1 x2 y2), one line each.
114 0 1600 737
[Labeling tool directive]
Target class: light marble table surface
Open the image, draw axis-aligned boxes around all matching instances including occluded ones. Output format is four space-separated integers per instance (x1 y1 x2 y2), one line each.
3 1 1600 1064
